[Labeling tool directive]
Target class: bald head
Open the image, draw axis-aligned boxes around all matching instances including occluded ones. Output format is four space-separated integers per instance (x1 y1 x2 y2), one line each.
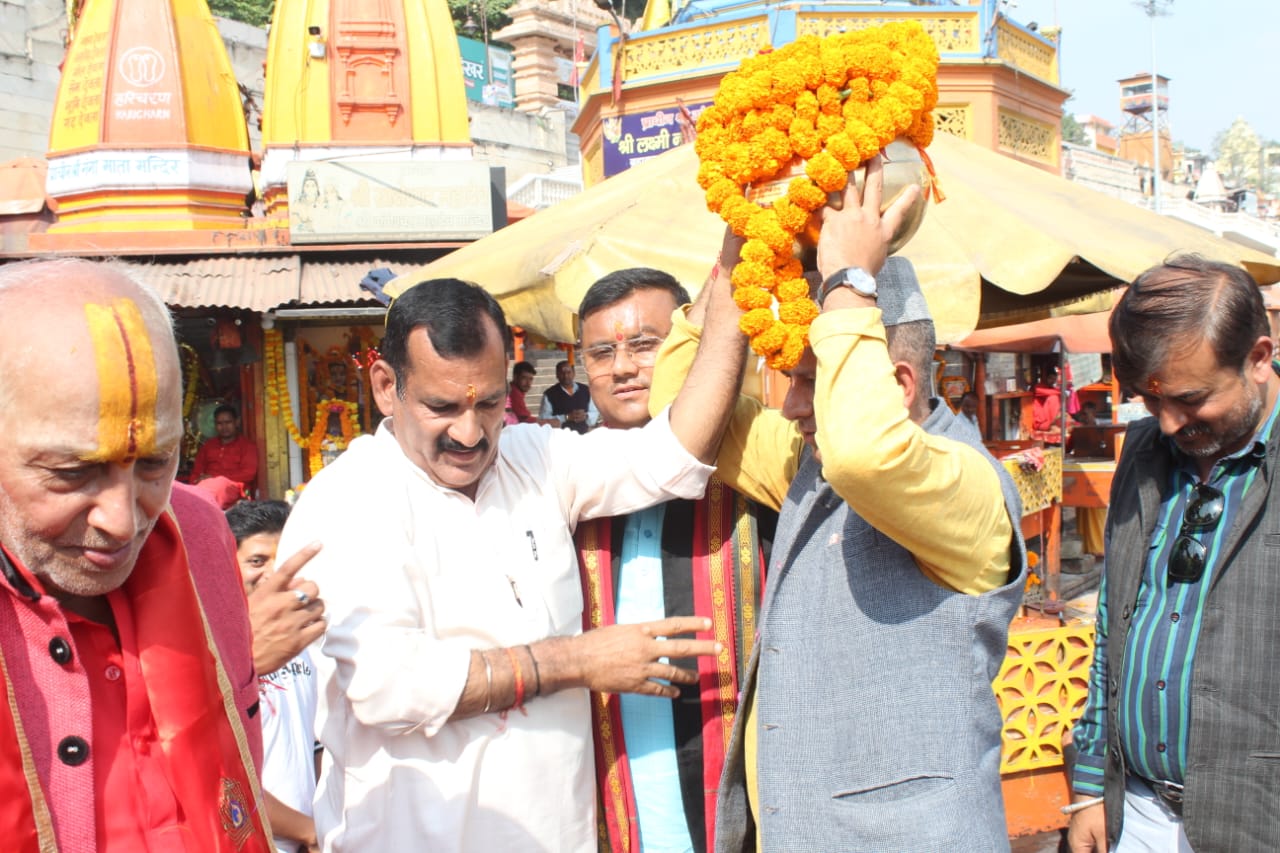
0 259 182 601
0 259 176 410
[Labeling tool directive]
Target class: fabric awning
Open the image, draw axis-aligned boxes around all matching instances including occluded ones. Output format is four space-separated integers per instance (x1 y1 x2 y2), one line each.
955 306 1116 354
395 132 1280 345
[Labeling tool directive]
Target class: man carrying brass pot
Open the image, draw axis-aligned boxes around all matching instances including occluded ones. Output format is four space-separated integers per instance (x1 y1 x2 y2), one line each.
649 159 1027 851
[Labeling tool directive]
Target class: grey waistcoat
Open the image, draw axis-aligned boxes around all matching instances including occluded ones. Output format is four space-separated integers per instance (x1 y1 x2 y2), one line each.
715 401 1026 853
1101 416 1280 852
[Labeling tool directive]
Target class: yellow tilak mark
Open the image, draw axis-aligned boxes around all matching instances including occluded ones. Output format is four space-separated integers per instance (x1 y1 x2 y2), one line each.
84 298 159 462
466 383 477 403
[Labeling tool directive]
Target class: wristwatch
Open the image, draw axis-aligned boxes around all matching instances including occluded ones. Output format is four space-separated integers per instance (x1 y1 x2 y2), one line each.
819 266 877 306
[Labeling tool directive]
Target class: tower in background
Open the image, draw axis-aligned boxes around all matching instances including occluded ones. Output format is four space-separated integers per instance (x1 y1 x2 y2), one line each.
1117 71 1173 182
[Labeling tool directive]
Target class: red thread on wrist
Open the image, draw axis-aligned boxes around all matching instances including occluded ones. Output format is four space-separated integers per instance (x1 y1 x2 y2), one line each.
505 646 527 714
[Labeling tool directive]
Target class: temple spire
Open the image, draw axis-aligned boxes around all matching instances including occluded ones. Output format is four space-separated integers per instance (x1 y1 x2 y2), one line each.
258 0 473 220
45 0 252 231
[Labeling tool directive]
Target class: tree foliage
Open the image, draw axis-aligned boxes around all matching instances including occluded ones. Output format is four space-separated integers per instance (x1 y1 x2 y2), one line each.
446 0 517 38
1061 112 1087 145
208 0 273 28
1212 116 1262 189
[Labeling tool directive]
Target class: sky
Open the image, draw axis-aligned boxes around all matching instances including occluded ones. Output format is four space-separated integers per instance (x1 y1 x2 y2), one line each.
1011 0 1280 151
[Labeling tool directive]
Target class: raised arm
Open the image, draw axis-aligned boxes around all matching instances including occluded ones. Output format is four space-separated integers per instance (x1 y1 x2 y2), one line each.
647 232 804 509
662 231 749 464
812 158 1012 593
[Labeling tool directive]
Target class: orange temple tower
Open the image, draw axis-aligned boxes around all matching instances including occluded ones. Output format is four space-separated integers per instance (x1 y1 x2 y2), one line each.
258 0 475 222
44 0 253 231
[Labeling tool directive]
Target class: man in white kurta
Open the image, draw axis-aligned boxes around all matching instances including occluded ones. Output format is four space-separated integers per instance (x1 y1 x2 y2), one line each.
277 273 744 852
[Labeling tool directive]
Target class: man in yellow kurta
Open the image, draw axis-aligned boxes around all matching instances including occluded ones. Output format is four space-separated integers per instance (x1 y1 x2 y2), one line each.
649 160 1026 852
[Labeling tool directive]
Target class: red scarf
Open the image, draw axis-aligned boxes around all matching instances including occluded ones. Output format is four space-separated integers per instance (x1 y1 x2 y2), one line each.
579 478 765 853
0 512 272 852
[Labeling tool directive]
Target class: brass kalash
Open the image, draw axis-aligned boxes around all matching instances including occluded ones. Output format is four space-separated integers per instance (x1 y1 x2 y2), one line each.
746 137 933 264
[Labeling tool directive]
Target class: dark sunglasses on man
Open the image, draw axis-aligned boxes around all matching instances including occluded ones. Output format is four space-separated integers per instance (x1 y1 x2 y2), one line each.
1168 483 1225 584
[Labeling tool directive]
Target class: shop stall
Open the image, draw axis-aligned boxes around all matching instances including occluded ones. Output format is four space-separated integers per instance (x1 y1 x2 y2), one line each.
952 309 1122 834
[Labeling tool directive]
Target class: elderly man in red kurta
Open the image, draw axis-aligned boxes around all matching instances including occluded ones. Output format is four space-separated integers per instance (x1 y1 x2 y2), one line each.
0 259 274 852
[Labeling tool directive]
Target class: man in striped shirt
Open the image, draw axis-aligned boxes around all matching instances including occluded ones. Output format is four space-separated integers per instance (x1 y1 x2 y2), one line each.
1068 256 1280 852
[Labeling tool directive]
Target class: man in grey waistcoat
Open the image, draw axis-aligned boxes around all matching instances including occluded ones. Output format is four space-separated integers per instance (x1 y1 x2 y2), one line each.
648 159 1026 851
1067 257 1280 852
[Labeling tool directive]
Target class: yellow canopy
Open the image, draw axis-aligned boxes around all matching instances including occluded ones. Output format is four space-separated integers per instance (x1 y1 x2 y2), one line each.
389 132 1280 344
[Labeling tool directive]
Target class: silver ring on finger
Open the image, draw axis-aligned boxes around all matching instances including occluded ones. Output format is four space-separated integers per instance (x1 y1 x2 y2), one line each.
294 589 310 606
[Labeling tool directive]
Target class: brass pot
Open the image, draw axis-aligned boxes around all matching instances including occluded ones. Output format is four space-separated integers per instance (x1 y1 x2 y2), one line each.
746 137 932 256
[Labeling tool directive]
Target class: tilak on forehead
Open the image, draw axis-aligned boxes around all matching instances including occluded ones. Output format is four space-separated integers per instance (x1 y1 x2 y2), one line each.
84 297 159 462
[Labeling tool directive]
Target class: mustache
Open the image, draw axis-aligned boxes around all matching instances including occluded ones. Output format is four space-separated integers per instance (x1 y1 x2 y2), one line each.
437 435 489 454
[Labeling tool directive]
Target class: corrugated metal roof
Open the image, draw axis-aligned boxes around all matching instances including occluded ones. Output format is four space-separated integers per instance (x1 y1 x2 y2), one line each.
125 255 301 311
300 257 435 304
122 254 447 311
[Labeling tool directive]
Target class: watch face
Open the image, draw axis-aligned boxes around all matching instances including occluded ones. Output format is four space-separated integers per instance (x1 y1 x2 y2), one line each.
846 268 876 296
822 267 876 304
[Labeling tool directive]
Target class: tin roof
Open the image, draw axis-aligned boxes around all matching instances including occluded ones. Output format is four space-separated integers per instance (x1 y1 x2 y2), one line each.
119 253 448 311
124 255 301 311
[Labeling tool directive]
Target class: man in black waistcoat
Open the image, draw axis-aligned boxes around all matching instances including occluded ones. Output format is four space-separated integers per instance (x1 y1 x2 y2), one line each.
540 360 598 434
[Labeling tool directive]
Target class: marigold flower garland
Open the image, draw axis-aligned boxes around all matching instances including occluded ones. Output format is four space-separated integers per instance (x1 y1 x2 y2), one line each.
695 22 939 370
306 399 362 474
266 328 367 475
180 343 200 421
265 328 307 447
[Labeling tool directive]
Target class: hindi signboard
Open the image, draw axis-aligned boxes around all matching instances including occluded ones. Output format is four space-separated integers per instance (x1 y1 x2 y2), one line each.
601 102 711 177
287 160 494 243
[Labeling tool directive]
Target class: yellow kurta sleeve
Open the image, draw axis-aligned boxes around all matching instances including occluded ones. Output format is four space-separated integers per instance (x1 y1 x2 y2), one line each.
810 309 1013 594
649 308 803 511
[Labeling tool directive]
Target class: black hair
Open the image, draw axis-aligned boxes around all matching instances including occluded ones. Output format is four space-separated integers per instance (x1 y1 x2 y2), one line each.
578 268 691 325
380 278 512 397
214 403 238 420
225 500 291 545
1111 255 1267 395
512 360 535 379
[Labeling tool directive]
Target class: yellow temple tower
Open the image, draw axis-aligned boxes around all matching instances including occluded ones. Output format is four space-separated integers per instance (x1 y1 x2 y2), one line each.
44 0 253 231
259 0 474 221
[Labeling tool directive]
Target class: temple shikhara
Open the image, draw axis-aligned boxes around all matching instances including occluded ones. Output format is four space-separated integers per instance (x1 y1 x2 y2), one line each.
45 0 252 232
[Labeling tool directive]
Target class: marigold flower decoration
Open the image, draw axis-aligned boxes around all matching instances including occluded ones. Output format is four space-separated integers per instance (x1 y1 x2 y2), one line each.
180 343 200 421
695 22 939 370
306 399 362 475
264 328 307 448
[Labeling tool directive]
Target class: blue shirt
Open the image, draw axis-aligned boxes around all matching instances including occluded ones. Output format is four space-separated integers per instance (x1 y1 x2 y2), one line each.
615 504 695 853
1074 393 1280 794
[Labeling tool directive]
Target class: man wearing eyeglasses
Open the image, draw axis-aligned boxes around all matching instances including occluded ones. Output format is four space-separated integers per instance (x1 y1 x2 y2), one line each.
1067 257 1280 853
573 264 780 853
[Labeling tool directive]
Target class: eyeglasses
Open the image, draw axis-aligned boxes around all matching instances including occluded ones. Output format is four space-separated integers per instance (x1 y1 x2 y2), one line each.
581 335 665 376
1168 483 1224 584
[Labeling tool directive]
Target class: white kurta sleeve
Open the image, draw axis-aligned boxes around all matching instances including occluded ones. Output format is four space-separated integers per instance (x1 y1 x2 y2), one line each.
277 438 472 738
546 406 715 524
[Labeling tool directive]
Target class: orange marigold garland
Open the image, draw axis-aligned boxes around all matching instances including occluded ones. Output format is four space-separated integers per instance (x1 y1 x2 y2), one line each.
264 328 307 448
695 22 939 369
306 399 362 474
180 342 200 421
